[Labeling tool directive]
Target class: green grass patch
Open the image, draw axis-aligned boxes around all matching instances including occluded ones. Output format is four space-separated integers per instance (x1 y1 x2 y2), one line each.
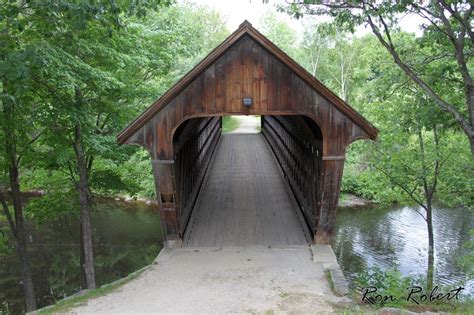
38 264 151 314
325 269 336 294
222 116 240 133
279 292 289 298
353 267 472 313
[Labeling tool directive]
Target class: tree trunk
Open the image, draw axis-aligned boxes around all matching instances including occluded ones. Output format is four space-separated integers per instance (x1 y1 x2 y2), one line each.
417 126 436 290
73 121 96 289
470 135 474 158
79 223 87 288
2 98 37 311
426 201 435 291
9 167 37 312
466 81 474 145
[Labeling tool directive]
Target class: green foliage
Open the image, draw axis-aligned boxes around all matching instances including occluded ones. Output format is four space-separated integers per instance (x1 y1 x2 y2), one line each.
1 3 229 310
457 229 474 277
24 190 79 225
342 146 400 206
117 149 155 197
259 12 299 58
0 216 11 257
355 267 415 308
354 267 470 311
322 30 474 209
1 2 473 312
90 158 143 196
222 116 240 133
1 1 228 201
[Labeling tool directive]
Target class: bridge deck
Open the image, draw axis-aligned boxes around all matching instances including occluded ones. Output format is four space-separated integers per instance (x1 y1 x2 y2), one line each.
183 133 310 247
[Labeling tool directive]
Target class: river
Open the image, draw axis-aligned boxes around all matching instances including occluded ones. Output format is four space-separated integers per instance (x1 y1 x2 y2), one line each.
1 200 472 313
0 198 162 314
332 205 473 295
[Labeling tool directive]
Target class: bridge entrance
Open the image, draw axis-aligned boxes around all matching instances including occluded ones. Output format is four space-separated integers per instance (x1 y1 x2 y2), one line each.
183 131 311 247
117 21 377 248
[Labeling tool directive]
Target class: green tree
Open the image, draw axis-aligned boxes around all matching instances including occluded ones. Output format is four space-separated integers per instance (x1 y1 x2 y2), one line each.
0 0 50 310
259 12 299 58
350 51 473 287
283 0 474 158
1 1 171 305
299 23 362 102
332 31 473 287
298 20 333 77
30 1 172 290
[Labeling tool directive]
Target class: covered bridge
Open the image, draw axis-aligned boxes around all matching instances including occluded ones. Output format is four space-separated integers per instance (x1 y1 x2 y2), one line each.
118 21 377 248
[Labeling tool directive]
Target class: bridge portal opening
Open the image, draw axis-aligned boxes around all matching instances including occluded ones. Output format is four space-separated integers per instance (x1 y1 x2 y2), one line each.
222 115 261 134
171 115 323 247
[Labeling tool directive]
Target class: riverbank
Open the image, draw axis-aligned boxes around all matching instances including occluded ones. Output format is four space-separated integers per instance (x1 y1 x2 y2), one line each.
111 192 373 210
338 193 374 208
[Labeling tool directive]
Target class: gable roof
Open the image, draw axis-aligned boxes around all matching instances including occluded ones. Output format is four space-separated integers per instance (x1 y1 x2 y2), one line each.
117 20 378 144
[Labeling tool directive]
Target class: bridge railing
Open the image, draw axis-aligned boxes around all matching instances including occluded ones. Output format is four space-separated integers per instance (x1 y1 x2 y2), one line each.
261 115 323 234
173 117 221 233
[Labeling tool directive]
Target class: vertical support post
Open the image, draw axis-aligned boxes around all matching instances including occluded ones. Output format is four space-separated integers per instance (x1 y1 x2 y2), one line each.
314 157 345 244
151 159 182 248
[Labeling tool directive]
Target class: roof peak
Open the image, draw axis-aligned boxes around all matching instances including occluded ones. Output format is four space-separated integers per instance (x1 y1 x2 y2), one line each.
117 20 378 144
239 20 253 28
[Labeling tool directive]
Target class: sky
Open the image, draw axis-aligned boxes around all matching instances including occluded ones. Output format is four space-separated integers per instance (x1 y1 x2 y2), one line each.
187 0 424 37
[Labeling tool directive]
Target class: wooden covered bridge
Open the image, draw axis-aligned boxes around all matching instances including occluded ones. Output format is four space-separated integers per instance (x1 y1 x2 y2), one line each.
118 21 377 248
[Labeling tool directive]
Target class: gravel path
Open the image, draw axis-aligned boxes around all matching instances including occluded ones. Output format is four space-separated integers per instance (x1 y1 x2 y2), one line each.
230 115 261 133
68 246 344 314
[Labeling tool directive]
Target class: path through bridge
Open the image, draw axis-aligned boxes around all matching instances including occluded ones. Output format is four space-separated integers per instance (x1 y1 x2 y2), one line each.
184 132 311 247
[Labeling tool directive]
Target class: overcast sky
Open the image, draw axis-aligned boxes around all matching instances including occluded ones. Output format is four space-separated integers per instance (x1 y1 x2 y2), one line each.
188 0 423 37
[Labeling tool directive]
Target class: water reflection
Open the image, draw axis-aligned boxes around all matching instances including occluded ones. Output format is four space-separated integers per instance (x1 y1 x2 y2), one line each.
2 201 472 313
0 198 163 314
332 205 474 295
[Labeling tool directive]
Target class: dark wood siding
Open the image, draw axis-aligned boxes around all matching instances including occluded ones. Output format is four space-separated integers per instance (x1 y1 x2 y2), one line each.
118 22 377 247
124 35 371 160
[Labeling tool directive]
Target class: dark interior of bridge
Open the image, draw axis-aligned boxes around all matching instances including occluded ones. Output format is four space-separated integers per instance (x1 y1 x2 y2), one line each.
172 115 323 247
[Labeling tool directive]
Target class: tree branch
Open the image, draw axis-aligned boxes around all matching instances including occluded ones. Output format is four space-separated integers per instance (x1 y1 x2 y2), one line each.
366 13 474 138
438 0 474 43
432 1 472 90
373 163 427 211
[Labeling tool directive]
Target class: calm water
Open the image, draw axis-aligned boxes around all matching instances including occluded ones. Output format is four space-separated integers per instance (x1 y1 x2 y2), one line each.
1 201 472 314
332 205 474 295
0 198 162 315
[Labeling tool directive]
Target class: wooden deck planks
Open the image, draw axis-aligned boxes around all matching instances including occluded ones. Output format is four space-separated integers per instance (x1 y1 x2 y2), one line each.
183 133 309 247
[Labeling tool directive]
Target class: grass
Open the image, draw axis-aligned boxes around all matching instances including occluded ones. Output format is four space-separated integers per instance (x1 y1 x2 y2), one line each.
324 269 336 295
279 292 290 298
222 116 240 133
38 264 151 314
331 292 474 314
